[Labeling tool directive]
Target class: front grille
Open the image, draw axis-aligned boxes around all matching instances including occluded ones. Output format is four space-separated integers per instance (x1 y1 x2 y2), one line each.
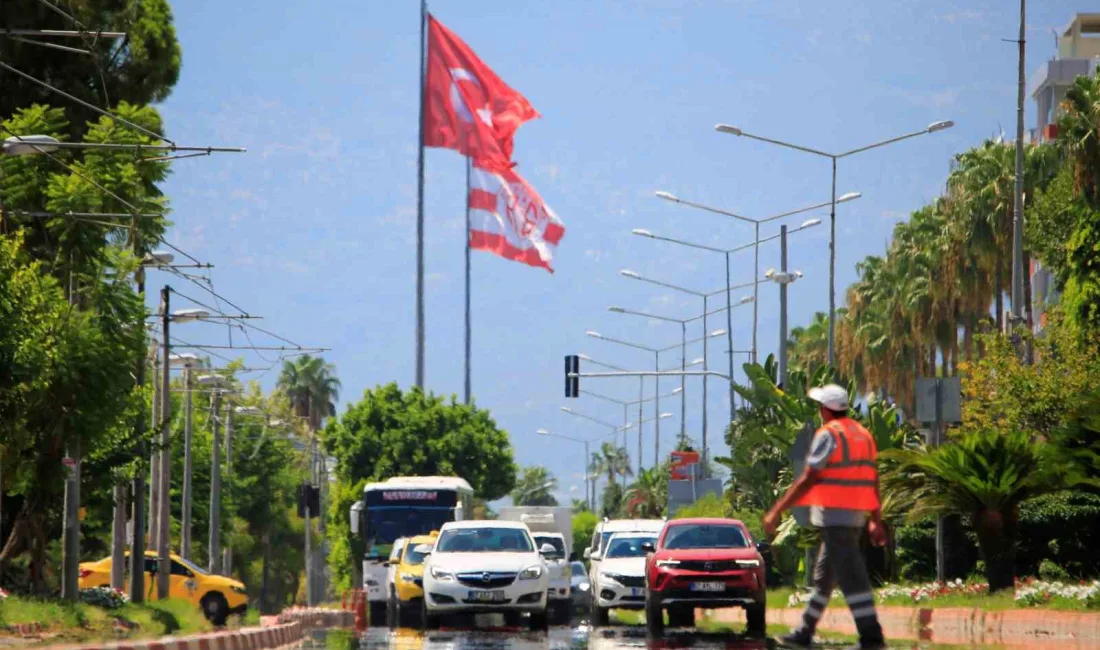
456 572 517 589
620 595 645 602
677 560 741 572
609 574 645 588
461 597 513 604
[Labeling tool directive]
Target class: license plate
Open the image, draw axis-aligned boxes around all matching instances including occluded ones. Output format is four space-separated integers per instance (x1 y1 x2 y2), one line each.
629 587 644 597
467 590 506 602
689 581 725 592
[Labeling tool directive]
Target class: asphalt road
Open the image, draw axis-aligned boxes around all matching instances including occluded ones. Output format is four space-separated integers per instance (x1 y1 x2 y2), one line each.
304 618 957 650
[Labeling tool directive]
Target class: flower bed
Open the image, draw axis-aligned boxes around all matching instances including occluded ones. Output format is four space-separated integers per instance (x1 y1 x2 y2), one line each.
784 578 1100 610
0 587 9 600
78 586 131 610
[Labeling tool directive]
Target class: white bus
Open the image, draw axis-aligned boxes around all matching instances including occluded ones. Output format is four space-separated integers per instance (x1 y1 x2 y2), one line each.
350 476 474 623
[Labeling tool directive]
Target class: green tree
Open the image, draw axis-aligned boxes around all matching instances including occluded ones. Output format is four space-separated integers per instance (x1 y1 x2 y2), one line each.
881 428 1097 591
623 468 664 518
0 0 181 140
323 383 516 591
277 355 341 433
589 442 631 486
572 511 598 561
511 466 558 506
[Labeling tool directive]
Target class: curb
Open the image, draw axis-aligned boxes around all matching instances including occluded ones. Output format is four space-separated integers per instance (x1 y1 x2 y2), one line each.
705 605 1100 648
61 621 304 650
274 608 354 629
5 622 45 637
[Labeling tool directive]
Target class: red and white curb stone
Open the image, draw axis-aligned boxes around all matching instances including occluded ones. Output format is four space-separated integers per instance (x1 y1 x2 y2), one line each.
274 609 354 629
61 621 303 650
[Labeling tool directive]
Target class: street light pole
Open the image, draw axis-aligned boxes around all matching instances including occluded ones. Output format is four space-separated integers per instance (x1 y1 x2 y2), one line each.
208 387 223 574
714 120 953 364
780 226 789 387
157 286 171 599
537 429 592 511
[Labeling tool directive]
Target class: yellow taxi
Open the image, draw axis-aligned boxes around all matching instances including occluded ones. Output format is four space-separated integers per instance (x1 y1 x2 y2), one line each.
387 531 438 628
78 551 248 625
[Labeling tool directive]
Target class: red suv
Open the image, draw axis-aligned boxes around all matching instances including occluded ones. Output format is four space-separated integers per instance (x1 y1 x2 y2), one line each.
642 517 767 637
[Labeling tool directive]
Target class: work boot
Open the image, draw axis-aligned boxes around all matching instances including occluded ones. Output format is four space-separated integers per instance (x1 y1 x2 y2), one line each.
778 630 814 648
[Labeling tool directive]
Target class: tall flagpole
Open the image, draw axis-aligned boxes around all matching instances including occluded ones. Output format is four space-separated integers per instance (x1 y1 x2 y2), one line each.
464 156 472 404
415 0 428 389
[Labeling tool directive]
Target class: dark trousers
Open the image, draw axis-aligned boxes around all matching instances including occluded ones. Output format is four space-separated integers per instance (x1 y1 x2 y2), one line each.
795 526 884 643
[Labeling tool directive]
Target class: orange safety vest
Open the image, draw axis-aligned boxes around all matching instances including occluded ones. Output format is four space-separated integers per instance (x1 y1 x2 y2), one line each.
794 417 880 512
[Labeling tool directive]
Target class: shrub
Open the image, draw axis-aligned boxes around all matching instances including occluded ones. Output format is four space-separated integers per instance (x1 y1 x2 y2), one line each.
1038 559 1071 582
79 586 130 610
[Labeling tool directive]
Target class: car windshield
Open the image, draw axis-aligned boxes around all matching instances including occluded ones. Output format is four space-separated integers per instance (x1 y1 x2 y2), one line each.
663 524 748 550
600 529 651 553
403 544 430 566
571 561 587 576
606 536 656 558
175 556 209 576
533 534 565 558
436 527 534 553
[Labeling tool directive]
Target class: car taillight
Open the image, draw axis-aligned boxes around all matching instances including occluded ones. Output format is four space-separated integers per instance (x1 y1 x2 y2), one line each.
79 569 92 578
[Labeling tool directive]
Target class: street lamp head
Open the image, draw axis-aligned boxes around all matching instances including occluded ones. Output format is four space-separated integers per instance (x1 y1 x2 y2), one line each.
143 250 175 266
2 134 61 156
710 329 727 337
659 412 673 419
927 120 955 133
795 270 804 278
691 357 705 365
536 428 550 435
196 374 227 387
578 353 592 361
585 330 603 339
619 269 640 279
655 191 678 202
234 406 263 416
560 406 573 413
765 268 776 278
169 352 199 367
631 228 654 238
739 295 755 304
607 306 625 313
837 192 862 202
714 124 743 136
171 308 211 322
800 218 823 229
672 387 683 395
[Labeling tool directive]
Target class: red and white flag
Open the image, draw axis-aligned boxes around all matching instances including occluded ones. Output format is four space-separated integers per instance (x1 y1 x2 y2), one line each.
468 164 565 273
423 15 539 171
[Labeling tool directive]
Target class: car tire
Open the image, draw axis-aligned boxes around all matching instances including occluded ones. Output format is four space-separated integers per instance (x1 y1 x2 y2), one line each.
420 598 440 630
745 603 766 638
386 591 397 629
529 608 549 632
201 592 228 627
592 604 609 627
644 589 663 637
667 605 694 628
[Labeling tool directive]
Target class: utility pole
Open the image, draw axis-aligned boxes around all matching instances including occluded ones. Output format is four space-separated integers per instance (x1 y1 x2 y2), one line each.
61 268 80 601
1010 0 1027 344
148 347 160 551
157 286 171 599
222 402 233 576
305 435 314 607
779 225 790 387
181 362 194 560
208 388 223 574
129 231 148 603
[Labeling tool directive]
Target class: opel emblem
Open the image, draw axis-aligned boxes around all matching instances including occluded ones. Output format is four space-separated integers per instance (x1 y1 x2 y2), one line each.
482 572 491 583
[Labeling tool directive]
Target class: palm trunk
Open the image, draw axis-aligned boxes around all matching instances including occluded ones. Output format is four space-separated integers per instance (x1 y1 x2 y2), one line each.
994 267 1004 333
975 506 1018 592
963 316 973 364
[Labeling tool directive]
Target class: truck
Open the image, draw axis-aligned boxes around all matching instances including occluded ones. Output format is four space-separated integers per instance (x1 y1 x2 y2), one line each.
497 506 573 624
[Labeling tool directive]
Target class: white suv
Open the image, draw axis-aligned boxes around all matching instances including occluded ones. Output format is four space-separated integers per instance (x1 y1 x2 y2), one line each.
590 532 657 625
420 520 552 630
530 531 572 625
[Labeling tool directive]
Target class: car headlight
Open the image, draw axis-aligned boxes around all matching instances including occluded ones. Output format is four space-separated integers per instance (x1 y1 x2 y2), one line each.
736 559 761 568
519 565 543 580
599 572 619 584
655 559 680 568
401 573 420 582
429 567 454 581
578 582 590 591
230 585 247 595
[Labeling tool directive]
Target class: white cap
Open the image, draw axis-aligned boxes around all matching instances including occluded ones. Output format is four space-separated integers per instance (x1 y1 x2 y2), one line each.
807 384 849 411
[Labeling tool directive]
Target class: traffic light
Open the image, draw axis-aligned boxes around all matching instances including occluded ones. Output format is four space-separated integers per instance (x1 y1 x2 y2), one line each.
297 483 320 518
564 354 579 398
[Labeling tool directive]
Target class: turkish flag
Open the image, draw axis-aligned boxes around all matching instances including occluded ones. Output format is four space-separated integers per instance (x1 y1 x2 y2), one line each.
424 15 539 170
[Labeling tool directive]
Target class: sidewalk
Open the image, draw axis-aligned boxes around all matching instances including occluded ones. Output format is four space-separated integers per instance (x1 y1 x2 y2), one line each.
704 605 1100 648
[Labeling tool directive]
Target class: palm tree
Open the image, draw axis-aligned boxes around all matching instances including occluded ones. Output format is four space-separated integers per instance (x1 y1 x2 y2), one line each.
277 355 341 432
589 442 632 486
623 468 664 518
881 428 1096 591
1058 71 1100 206
511 466 558 506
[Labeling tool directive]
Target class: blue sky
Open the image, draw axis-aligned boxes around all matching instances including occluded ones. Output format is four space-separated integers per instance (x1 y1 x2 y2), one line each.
156 0 1088 504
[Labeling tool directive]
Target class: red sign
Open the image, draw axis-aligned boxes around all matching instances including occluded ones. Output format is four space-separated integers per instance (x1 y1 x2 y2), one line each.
669 451 700 481
382 491 438 502
62 457 77 468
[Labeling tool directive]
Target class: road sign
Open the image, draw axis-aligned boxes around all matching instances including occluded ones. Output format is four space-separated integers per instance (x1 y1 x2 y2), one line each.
62 457 76 468
916 377 961 424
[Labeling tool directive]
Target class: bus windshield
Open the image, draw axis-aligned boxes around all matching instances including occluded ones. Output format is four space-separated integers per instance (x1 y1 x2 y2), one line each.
365 507 453 559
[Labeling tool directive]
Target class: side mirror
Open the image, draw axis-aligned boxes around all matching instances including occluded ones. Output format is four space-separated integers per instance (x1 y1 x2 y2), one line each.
641 541 655 553
583 547 591 559
755 541 771 555
413 544 433 555
539 543 557 555
569 552 577 562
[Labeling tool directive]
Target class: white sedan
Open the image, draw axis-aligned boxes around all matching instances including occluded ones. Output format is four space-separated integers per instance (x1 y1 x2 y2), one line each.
420 520 552 630
591 532 657 626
